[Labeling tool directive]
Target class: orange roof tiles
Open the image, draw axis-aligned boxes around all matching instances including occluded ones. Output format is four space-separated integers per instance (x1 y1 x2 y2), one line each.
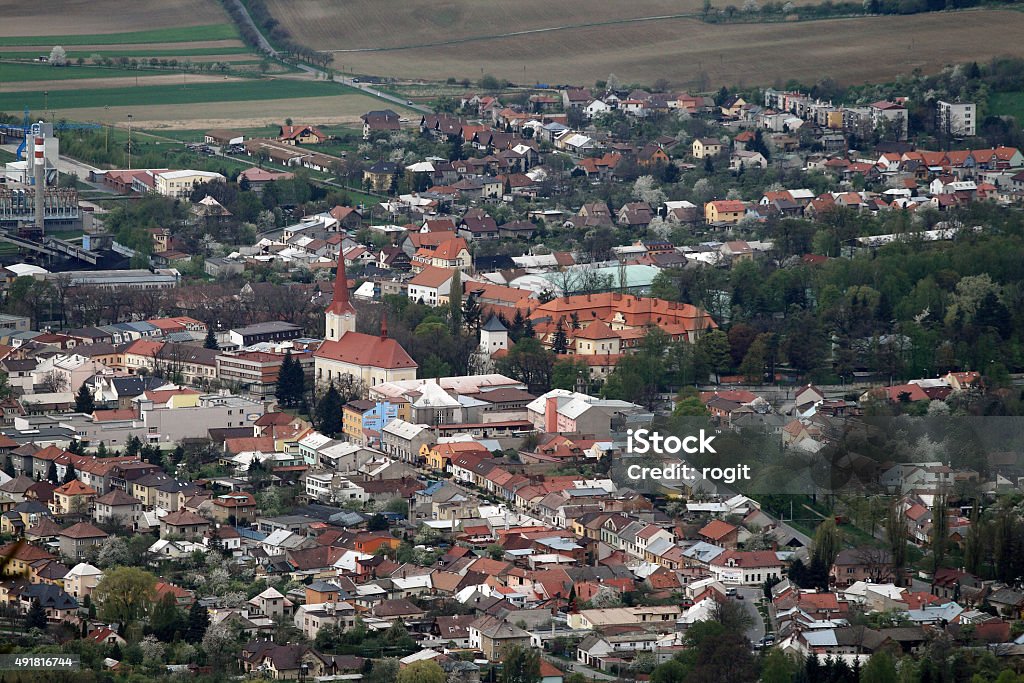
698 519 738 541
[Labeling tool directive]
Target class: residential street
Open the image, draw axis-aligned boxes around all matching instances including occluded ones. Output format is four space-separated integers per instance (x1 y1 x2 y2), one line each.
736 586 767 645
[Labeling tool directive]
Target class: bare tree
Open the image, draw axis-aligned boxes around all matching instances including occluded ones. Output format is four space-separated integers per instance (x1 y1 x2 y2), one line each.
855 546 895 584
39 371 69 394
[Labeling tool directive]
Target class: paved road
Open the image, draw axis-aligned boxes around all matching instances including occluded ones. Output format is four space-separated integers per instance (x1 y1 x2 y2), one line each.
735 587 766 645
0 143 112 193
227 0 432 115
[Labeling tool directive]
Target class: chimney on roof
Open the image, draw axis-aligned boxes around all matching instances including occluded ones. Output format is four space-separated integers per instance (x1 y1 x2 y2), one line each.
380 313 388 340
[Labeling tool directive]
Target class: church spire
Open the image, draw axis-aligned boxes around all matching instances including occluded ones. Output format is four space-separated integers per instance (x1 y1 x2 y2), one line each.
326 254 355 316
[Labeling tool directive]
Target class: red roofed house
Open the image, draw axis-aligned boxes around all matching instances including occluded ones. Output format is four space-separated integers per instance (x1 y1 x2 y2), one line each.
159 508 211 540
704 200 747 225
58 522 108 561
314 258 417 389
50 480 97 516
709 550 785 585
278 124 326 145
698 519 740 549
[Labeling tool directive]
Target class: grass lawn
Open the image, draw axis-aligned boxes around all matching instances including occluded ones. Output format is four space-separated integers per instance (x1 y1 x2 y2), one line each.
0 62 174 82
0 25 238 47
7 79 365 112
990 92 1024 125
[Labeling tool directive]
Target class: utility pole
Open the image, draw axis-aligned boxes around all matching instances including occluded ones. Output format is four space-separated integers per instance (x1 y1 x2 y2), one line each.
127 113 133 170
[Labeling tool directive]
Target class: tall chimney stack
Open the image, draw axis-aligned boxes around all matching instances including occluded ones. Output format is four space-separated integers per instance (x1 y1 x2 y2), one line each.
33 134 45 235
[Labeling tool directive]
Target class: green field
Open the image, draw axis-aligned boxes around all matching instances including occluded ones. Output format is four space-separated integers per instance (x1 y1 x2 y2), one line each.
0 25 238 47
0 62 177 82
990 92 1024 125
7 79 362 112
1 47 250 60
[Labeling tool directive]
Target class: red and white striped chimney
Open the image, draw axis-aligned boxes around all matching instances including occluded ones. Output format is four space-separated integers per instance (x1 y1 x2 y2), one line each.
34 134 45 232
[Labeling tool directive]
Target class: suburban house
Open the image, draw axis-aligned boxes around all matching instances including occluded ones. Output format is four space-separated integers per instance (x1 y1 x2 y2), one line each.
361 110 401 139
692 138 724 159
278 124 326 145
704 200 747 225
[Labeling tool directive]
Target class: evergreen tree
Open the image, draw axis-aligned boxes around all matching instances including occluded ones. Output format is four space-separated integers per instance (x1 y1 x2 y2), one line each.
448 135 464 161
25 598 47 630
125 435 142 457
511 310 526 341
315 383 344 437
46 461 57 484
523 317 535 338
570 312 580 329
750 129 771 161
276 351 301 407
463 291 483 335
63 462 77 485
186 601 210 642
552 319 569 354
448 269 462 335
203 326 220 350
149 592 185 642
96 441 109 457
860 651 897 683
74 383 95 414
1 455 14 479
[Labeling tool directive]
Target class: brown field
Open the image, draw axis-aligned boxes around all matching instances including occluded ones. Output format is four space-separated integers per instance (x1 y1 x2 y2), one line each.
269 3 1024 86
58 94 391 131
0 73 249 94
0 0 228 35
267 0 819 51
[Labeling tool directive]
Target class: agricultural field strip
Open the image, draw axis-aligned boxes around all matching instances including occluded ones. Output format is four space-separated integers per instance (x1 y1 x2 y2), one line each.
327 12 704 52
0 25 238 47
5 79 366 111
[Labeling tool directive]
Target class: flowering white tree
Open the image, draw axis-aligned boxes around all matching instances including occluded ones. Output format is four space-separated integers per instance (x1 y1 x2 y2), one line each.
139 635 165 666
48 46 67 66
633 175 667 206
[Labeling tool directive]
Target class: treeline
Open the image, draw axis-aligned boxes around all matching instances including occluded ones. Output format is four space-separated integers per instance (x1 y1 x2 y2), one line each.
643 203 1024 397
703 0 1018 24
219 0 332 68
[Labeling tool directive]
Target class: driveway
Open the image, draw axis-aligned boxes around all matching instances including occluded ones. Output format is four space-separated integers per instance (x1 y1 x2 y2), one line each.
544 654 616 681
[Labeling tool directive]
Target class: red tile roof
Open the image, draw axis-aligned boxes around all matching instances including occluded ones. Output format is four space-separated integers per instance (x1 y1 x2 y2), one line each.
314 332 417 370
698 519 738 541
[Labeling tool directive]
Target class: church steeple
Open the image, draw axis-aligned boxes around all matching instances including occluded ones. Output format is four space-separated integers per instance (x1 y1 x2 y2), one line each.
325 255 356 341
327 255 356 317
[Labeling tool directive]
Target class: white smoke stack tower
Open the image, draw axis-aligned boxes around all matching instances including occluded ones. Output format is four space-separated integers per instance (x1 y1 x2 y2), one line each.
33 132 45 235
